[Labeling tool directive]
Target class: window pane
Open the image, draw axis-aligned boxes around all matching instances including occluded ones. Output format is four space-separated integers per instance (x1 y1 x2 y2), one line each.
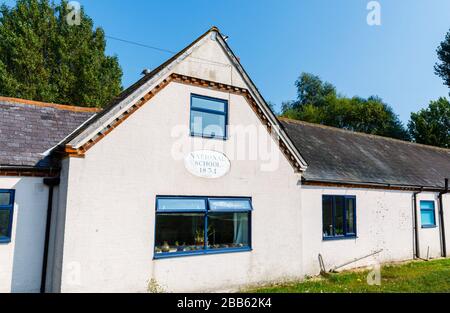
420 201 434 210
420 201 436 226
322 196 333 237
334 196 345 236
0 193 10 206
209 199 252 211
421 210 435 226
346 198 355 234
155 213 205 254
157 198 206 212
192 96 226 112
191 110 225 138
207 212 249 249
0 210 11 238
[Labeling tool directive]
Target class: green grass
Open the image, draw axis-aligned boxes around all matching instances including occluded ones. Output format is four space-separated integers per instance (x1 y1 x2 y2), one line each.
247 259 450 293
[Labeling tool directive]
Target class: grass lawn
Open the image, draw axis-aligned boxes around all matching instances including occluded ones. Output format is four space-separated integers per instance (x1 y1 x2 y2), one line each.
247 258 450 293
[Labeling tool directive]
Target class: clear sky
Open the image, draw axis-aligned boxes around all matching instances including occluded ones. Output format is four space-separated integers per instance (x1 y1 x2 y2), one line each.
4 0 450 123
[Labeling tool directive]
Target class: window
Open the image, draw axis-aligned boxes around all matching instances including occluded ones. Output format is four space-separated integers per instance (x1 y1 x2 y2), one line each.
322 195 356 239
190 94 228 139
154 197 251 258
0 190 15 243
420 201 436 228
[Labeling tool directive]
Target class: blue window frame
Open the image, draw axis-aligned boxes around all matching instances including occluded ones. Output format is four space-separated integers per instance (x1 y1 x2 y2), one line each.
322 195 356 240
154 196 252 259
420 201 436 228
190 94 228 140
0 189 15 243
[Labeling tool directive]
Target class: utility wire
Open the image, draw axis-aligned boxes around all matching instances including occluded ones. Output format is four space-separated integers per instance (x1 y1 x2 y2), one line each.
105 35 176 55
105 34 230 68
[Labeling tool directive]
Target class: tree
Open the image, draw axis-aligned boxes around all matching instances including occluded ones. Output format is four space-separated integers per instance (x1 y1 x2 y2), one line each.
435 29 450 90
0 0 122 107
408 97 450 148
294 72 336 108
281 73 410 141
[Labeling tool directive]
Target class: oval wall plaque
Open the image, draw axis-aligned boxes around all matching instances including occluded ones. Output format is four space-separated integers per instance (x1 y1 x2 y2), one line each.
184 150 231 179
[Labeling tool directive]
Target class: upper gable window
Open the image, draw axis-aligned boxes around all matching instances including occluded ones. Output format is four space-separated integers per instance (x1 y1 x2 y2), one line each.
190 94 228 140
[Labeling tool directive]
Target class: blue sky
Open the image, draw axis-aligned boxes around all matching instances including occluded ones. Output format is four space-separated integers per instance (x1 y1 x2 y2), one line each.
4 0 450 123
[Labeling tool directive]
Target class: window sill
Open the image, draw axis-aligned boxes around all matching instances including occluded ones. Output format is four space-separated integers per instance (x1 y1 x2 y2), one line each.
421 225 437 229
154 247 252 260
0 238 11 244
323 236 357 242
190 133 228 141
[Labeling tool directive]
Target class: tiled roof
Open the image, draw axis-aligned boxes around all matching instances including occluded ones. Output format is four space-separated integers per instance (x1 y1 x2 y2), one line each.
280 118 450 189
0 97 97 168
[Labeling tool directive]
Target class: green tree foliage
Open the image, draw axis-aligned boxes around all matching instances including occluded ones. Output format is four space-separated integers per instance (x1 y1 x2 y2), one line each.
0 0 122 107
435 29 450 90
281 73 410 141
295 72 337 107
408 98 450 148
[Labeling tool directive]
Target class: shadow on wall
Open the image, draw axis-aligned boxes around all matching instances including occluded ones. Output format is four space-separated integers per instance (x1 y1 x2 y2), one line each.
10 177 49 293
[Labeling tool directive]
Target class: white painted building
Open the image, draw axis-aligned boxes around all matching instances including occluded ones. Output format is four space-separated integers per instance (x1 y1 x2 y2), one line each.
0 27 449 293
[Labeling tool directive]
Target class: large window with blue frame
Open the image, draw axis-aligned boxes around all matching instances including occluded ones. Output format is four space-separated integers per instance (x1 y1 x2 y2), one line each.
322 195 356 239
190 94 228 140
154 197 251 258
0 189 15 243
420 200 436 228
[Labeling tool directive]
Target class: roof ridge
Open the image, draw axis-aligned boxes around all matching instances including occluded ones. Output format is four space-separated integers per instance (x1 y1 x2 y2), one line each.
278 116 450 153
0 96 101 113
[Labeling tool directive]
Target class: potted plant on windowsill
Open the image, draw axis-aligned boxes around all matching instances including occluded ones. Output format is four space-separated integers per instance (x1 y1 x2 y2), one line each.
177 241 190 252
195 229 205 247
161 241 170 253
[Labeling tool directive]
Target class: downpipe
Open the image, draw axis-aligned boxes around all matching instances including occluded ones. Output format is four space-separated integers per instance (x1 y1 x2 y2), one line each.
412 189 422 259
41 177 60 293
438 178 449 258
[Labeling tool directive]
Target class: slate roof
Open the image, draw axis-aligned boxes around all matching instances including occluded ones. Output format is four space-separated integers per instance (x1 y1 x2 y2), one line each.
280 118 450 189
0 97 97 168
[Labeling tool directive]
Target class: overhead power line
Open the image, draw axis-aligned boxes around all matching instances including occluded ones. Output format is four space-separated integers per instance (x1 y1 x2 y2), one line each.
105 35 176 55
105 34 230 68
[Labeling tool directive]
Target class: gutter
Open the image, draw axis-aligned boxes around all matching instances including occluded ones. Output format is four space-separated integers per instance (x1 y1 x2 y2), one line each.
302 178 444 192
438 178 449 258
41 176 60 293
0 166 59 177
